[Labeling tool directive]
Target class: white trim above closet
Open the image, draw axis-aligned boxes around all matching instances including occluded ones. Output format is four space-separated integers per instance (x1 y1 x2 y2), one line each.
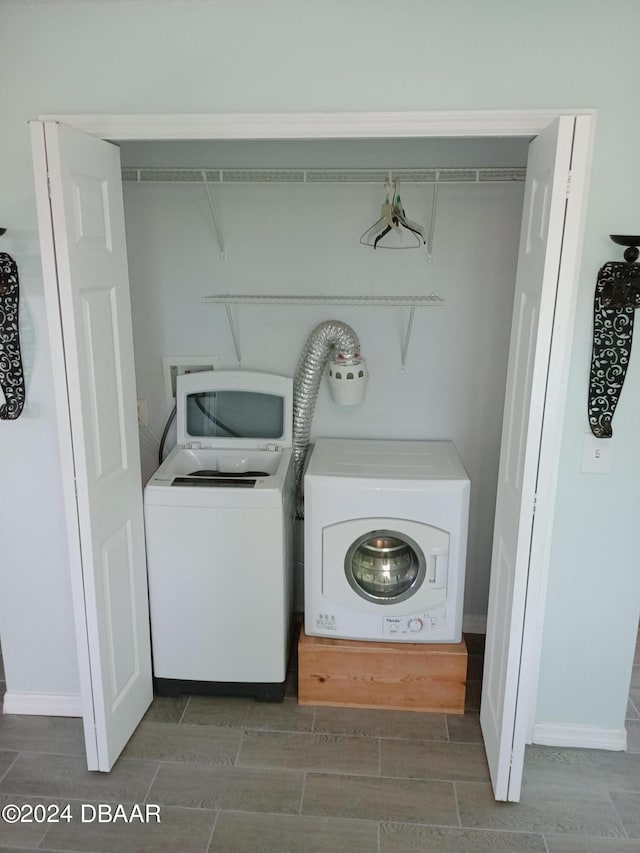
40 109 594 140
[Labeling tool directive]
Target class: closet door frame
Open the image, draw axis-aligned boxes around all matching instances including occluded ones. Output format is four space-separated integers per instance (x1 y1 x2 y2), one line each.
37 107 595 779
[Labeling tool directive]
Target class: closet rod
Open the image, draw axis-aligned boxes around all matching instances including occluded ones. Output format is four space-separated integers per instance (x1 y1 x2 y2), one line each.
121 166 526 185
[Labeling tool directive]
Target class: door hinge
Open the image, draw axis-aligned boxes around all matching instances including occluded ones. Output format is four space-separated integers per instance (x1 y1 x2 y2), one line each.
532 493 537 515
566 171 572 198
46 173 52 199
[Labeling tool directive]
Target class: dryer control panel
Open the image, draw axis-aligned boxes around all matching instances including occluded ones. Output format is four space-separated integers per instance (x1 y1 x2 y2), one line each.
383 607 446 638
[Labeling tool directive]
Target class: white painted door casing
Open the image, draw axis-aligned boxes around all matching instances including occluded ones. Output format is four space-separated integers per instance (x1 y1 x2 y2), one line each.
480 116 576 802
31 121 152 771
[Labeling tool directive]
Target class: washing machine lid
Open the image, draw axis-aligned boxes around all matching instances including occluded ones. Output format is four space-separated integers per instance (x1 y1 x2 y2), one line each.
176 370 293 451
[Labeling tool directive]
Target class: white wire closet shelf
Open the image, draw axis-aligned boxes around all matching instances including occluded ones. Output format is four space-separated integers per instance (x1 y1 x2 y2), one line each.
121 166 525 259
202 295 445 369
121 166 526 184
126 166 523 366
202 294 444 306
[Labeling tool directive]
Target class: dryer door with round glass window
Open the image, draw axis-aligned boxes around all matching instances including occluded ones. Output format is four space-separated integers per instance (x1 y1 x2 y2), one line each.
322 517 450 614
345 530 426 604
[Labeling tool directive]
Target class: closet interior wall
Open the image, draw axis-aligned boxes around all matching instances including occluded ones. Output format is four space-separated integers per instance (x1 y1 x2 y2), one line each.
119 138 528 621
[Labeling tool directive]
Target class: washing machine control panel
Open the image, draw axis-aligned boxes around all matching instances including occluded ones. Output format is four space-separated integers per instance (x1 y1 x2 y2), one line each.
383 607 446 638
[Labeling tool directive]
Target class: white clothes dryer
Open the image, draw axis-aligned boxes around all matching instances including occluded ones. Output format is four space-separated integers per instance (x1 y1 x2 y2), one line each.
304 438 470 643
144 370 295 701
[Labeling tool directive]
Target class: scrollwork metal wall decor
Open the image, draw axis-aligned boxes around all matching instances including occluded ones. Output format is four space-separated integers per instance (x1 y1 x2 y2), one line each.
588 235 640 438
0 246 26 420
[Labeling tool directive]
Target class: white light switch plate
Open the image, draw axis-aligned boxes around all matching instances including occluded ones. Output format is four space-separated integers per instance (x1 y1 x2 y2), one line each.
581 433 611 474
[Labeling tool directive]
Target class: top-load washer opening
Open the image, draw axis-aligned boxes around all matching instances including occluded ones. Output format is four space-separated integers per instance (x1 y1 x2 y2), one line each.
162 448 285 488
145 370 294 493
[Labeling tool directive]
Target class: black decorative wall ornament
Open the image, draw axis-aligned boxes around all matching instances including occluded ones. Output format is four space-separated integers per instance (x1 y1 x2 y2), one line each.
588 235 640 438
0 245 26 420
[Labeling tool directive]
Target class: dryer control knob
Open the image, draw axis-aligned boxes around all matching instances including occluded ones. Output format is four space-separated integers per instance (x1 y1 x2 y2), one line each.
407 618 424 632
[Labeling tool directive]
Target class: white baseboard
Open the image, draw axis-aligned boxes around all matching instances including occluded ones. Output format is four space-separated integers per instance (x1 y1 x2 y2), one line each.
3 692 82 717
533 722 627 751
463 614 487 634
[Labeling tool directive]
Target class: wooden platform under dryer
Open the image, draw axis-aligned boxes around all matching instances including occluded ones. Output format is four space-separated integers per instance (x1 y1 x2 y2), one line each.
297 629 467 714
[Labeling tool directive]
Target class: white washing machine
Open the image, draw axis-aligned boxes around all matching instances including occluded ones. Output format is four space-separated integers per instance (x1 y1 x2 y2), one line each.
304 438 470 643
144 370 295 700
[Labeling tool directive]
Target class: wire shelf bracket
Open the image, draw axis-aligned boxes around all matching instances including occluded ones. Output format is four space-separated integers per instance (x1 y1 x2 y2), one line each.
201 172 226 261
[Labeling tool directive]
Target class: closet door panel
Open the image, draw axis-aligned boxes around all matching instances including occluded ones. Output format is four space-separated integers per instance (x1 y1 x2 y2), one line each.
32 120 152 771
480 116 575 802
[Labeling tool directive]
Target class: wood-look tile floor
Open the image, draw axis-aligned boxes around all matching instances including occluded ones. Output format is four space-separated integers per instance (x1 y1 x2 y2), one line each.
0 632 639 852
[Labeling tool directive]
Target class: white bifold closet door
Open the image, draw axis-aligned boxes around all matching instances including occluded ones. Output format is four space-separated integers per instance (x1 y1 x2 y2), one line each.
31 121 152 771
481 116 576 802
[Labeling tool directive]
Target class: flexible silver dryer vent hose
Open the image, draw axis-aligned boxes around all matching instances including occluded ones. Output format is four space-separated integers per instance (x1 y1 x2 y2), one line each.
293 320 361 518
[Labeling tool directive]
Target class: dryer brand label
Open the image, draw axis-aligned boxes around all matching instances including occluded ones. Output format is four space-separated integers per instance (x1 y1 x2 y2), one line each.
315 613 337 631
